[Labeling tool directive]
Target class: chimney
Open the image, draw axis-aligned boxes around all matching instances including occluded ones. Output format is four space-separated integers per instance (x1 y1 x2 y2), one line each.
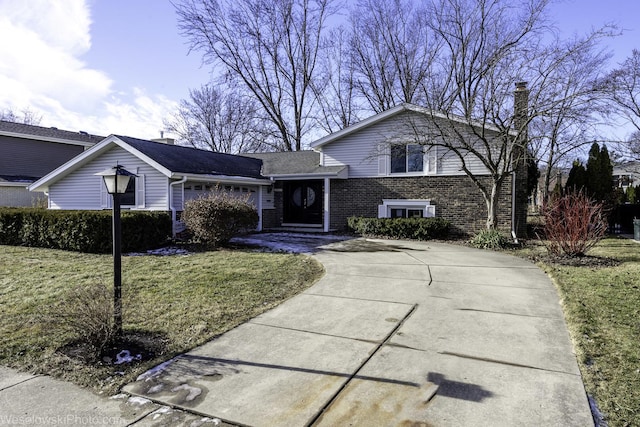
512 81 530 240
151 138 175 145
514 81 529 137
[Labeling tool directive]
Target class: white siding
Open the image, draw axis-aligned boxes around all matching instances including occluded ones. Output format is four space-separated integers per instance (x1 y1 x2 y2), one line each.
321 111 493 177
181 182 261 208
49 146 169 210
261 184 275 209
171 182 184 211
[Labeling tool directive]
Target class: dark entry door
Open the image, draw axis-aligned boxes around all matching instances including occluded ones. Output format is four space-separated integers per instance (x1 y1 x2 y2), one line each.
283 180 323 224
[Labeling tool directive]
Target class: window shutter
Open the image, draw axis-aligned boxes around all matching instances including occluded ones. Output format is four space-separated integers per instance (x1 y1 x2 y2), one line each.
378 143 388 175
425 205 436 217
136 175 145 208
426 147 437 174
378 204 387 218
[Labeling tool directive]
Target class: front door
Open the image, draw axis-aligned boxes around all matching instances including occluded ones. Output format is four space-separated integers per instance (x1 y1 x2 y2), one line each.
283 180 323 225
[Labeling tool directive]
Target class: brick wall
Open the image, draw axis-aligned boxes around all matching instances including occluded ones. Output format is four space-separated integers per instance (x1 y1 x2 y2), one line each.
329 175 515 236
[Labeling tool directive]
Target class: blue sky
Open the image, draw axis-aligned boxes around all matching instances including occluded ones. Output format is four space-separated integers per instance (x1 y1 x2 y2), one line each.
0 0 638 140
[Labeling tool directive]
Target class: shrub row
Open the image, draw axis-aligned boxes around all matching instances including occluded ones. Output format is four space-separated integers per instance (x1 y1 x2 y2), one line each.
347 216 451 240
0 208 171 253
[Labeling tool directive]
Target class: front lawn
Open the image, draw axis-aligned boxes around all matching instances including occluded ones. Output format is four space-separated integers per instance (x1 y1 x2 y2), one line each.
524 237 640 427
0 245 324 394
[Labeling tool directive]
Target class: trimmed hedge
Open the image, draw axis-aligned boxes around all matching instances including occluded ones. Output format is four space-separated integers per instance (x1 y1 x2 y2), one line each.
347 216 451 240
0 208 171 253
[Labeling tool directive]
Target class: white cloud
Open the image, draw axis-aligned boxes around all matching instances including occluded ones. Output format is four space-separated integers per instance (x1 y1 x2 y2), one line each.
0 0 179 139
0 0 110 110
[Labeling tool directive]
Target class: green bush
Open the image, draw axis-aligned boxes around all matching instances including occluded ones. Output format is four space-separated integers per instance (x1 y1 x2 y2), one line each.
469 229 510 249
347 216 451 240
0 208 171 253
181 191 259 247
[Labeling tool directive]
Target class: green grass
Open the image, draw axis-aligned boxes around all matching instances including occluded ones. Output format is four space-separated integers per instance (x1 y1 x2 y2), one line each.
0 245 324 394
524 237 640 426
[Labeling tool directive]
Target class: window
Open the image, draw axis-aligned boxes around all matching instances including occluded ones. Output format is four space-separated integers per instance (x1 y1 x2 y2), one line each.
380 144 437 176
120 178 136 206
390 208 424 219
391 144 424 173
100 174 145 209
378 199 435 219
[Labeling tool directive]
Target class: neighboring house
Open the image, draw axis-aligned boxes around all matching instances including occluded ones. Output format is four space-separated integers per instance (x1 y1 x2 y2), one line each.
29 102 528 237
613 162 640 191
0 121 101 207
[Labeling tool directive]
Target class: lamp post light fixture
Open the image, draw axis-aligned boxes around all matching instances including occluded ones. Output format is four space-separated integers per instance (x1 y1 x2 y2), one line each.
95 165 137 339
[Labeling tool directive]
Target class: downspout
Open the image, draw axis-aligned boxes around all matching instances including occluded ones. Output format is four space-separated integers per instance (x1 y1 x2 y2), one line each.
512 170 518 245
169 176 187 238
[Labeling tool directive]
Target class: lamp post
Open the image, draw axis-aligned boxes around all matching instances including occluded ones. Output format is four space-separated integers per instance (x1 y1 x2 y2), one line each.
95 165 137 339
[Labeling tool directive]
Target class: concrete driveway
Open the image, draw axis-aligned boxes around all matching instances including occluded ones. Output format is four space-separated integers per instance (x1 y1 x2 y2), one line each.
0 236 593 426
123 237 592 426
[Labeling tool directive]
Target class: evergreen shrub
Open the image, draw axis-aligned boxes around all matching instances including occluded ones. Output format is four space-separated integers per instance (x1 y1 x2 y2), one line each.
469 229 510 249
0 208 171 253
347 216 451 240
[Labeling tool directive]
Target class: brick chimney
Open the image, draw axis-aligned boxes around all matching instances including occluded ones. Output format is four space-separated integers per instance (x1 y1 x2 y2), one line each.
514 81 529 140
512 81 529 239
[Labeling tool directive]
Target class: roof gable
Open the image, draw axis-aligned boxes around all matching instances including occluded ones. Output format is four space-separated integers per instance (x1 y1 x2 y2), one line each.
29 135 267 192
310 104 513 149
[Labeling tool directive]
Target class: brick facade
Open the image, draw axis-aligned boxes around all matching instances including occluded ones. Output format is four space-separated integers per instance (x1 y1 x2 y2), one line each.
329 175 515 236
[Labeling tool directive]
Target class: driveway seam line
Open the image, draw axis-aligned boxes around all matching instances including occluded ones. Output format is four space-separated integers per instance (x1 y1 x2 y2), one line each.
0 375 41 392
302 291 416 305
306 303 419 427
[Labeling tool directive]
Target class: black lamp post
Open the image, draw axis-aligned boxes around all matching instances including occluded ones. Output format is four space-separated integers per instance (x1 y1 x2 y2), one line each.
95 165 137 339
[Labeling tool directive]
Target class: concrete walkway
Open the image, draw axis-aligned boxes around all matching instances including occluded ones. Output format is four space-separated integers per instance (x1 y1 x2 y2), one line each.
0 238 593 426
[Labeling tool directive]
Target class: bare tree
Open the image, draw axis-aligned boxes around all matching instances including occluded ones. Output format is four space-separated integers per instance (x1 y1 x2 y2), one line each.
527 31 614 202
311 26 362 134
164 84 269 153
602 49 640 159
604 50 640 131
385 0 615 230
0 106 42 125
403 0 551 230
349 0 436 113
175 0 335 151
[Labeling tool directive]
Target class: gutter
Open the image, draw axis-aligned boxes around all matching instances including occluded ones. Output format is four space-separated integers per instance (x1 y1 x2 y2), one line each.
169 176 188 238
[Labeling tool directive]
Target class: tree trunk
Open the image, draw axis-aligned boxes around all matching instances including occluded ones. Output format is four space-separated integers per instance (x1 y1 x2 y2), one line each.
485 180 501 230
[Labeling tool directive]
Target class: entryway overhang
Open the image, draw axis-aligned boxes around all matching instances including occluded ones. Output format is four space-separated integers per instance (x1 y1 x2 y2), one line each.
267 166 348 232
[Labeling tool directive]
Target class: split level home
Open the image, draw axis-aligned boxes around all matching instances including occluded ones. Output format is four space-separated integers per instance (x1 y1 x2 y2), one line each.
0 121 101 207
29 91 529 238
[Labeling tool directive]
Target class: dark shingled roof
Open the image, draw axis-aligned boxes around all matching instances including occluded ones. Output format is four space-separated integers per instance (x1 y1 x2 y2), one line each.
0 121 103 144
246 151 346 176
117 136 265 179
0 175 40 183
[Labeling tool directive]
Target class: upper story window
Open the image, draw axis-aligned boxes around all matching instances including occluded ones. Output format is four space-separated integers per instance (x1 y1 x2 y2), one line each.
378 143 437 176
391 144 424 173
